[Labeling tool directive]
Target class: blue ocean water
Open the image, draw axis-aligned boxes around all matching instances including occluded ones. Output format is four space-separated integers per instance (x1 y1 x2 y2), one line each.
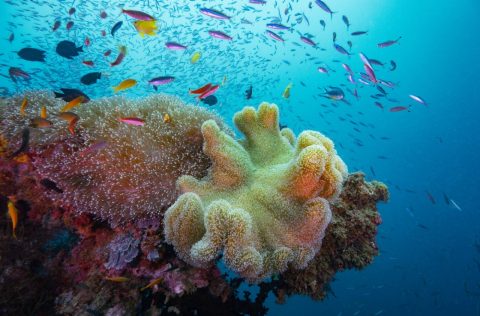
1 0 479 315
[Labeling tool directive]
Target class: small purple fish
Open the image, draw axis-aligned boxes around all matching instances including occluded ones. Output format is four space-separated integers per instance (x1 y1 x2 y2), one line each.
300 36 316 46
9 67 30 83
266 23 290 30
208 30 232 40
334 43 350 56
342 63 353 75
409 94 427 106
165 42 187 50
148 76 175 90
315 0 335 19
317 67 328 74
250 0 267 4
199 8 230 20
364 63 377 84
266 30 284 42
378 36 402 48
359 52 373 69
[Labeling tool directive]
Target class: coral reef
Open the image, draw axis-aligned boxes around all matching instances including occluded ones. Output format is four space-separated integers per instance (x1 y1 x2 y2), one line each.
274 172 389 301
0 93 388 315
164 102 348 280
0 92 230 223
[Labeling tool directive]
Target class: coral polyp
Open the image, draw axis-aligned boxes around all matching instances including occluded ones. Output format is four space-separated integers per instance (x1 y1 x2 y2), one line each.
0 92 229 223
164 102 348 280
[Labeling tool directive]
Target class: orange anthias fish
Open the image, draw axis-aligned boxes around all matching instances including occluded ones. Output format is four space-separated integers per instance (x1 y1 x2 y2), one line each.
163 113 171 123
58 111 80 134
190 83 212 95
20 97 28 116
7 198 18 238
61 96 84 112
140 277 163 291
113 79 137 93
40 106 47 118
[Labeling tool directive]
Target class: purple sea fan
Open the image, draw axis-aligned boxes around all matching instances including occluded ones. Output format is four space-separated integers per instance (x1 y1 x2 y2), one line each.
104 233 140 270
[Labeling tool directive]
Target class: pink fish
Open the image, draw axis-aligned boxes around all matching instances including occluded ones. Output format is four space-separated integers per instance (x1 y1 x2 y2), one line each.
208 30 232 40
199 85 219 99
165 42 187 50
119 117 145 126
390 106 410 112
317 67 328 74
342 63 353 75
364 63 377 84
266 30 284 42
378 36 402 48
121 9 154 21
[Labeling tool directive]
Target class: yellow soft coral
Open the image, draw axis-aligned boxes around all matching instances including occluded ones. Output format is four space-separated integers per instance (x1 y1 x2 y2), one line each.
164 103 348 280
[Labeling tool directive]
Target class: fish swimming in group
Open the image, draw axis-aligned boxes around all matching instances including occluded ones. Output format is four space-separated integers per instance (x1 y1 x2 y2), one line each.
17 48 46 62
61 96 85 112
351 31 368 36
8 67 30 82
113 79 137 93
315 0 335 19
54 88 90 103
111 21 123 37
245 85 253 99
80 72 102 85
200 8 230 20
165 42 187 50
56 40 83 59
52 21 61 31
39 178 63 193
266 30 284 42
8 128 29 159
378 36 402 48
201 95 218 106
322 87 345 100
121 8 155 21
282 83 292 98
134 20 158 37
148 76 175 90
7 199 18 238
342 15 350 30
190 51 201 64
110 46 127 67
30 117 53 128
119 117 145 126
209 30 232 40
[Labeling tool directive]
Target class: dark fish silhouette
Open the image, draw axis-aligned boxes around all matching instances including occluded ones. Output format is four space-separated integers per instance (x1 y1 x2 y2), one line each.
245 85 252 99
56 40 83 59
54 88 90 102
9 128 30 159
200 95 218 106
111 21 123 36
18 48 46 62
80 72 102 85
40 178 63 193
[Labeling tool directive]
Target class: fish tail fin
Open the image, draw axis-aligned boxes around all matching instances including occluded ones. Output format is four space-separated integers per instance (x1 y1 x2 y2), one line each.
77 46 84 52
54 92 63 98
153 86 158 91
112 86 118 93
396 36 402 42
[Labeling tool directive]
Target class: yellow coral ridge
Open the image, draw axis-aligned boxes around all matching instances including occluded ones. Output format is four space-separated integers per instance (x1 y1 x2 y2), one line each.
164 103 348 280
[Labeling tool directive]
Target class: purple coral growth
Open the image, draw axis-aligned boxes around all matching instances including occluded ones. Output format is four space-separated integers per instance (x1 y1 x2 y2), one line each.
104 234 140 270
